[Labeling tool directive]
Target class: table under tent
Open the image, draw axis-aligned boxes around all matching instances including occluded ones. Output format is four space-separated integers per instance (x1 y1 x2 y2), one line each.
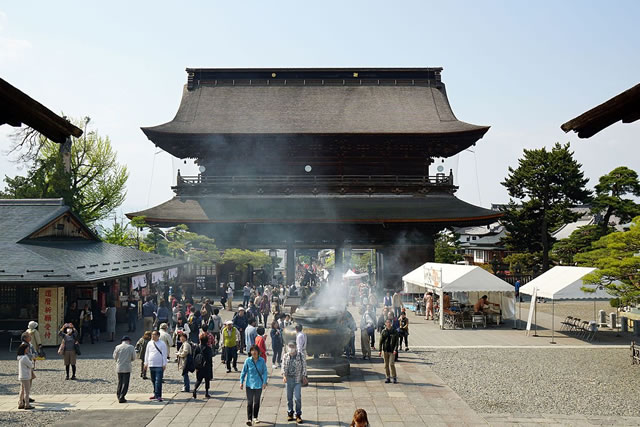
518 266 612 343
402 262 516 329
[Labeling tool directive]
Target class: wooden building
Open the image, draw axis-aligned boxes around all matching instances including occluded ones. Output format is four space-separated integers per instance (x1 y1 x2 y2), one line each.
0 199 185 345
129 68 502 289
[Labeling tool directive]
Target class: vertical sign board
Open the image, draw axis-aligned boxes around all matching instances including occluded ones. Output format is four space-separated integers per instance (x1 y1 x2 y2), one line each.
525 287 537 334
38 287 64 346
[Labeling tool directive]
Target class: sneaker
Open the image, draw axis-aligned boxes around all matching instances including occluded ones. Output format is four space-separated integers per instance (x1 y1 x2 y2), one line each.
65 376 69 380
119 398 127 403
149 396 156 400
28 398 35 403
287 414 294 421
24 405 35 410
296 416 303 424
18 404 24 409
272 364 277 369
157 398 163 402
227 369 231 373
385 378 391 383
253 418 259 424
405 347 409 351
71 375 77 380
192 390 197 399
393 377 398 384
246 421 252 426
234 367 239 372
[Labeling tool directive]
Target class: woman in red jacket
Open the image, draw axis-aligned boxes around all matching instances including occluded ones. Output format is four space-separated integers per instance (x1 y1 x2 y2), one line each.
254 326 267 362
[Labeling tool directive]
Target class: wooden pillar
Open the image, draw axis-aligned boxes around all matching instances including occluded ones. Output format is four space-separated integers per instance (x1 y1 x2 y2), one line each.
286 244 295 286
335 246 344 277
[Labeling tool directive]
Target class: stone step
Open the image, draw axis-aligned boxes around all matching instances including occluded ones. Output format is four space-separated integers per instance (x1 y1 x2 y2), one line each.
307 374 342 383
306 368 337 376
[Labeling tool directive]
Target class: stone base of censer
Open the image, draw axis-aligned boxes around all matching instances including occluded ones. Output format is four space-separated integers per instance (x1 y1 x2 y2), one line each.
307 356 350 378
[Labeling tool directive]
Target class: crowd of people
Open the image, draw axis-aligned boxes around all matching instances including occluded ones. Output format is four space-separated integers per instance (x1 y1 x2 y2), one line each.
14 279 403 425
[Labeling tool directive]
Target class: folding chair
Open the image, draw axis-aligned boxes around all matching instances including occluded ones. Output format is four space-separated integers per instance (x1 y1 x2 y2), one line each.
560 316 573 331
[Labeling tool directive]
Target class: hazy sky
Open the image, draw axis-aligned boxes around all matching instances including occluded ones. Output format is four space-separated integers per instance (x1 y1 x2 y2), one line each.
1 1 639 220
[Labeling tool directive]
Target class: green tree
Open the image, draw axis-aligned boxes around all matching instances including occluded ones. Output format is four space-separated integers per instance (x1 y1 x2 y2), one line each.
551 224 611 265
591 166 640 234
576 217 640 305
434 230 463 264
503 252 543 275
353 251 375 272
222 248 272 272
501 143 591 271
99 217 137 247
1 118 128 225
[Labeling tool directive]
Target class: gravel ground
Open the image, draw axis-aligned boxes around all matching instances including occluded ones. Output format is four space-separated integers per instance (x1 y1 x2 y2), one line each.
418 347 637 416
0 410 68 426
529 300 615 324
0 350 217 396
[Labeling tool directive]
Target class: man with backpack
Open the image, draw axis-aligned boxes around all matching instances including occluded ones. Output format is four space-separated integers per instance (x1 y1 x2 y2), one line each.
208 308 223 354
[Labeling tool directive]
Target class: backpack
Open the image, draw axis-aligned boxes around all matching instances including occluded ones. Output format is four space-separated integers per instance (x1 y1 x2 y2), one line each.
193 345 205 370
185 345 196 373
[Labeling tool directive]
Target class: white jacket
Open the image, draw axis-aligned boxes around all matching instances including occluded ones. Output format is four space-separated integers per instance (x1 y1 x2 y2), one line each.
18 355 33 380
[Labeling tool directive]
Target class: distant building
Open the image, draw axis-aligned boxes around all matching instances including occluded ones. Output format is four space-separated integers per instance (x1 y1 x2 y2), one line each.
455 223 507 265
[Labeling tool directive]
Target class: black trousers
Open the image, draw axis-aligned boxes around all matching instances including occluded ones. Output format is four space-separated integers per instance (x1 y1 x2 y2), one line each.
246 387 262 420
117 372 130 399
225 346 238 370
399 332 408 348
194 377 210 393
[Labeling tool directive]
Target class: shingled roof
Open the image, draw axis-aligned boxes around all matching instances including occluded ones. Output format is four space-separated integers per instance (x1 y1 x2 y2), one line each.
128 193 502 225
142 67 489 157
0 199 185 285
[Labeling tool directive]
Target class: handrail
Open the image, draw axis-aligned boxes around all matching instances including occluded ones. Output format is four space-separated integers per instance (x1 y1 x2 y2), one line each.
177 174 454 186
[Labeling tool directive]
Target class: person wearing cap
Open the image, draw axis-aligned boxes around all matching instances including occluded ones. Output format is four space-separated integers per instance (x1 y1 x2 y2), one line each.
222 320 239 373
113 336 136 403
26 321 42 359
282 341 307 423
158 323 173 362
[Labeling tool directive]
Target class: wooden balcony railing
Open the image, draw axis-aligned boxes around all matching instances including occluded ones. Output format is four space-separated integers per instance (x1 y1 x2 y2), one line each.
174 173 456 196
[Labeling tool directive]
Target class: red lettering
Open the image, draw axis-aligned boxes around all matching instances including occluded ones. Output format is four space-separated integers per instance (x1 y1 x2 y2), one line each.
44 331 51 339
45 298 51 305
45 306 52 313
45 290 52 297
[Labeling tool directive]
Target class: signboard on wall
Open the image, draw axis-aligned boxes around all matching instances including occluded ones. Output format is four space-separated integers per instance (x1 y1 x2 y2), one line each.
423 266 442 288
38 287 64 346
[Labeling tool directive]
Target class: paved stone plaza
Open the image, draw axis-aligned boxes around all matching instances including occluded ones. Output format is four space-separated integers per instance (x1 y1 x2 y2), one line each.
1 303 639 426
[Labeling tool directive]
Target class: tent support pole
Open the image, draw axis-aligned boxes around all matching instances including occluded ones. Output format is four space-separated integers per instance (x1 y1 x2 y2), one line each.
550 298 556 344
533 300 538 337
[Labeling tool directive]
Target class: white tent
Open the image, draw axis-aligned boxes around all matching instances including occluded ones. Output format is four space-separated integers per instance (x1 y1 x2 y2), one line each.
518 266 612 343
519 266 611 300
343 269 368 280
402 262 516 324
402 263 515 293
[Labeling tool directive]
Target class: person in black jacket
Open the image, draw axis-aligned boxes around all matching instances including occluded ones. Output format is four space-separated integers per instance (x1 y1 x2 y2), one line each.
192 332 213 399
378 319 399 384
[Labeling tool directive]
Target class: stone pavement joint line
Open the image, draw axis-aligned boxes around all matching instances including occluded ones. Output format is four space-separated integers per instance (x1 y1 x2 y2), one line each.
0 393 173 412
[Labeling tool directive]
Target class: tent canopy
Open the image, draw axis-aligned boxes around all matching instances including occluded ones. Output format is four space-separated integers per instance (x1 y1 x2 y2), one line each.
343 269 368 279
402 262 514 293
519 266 612 300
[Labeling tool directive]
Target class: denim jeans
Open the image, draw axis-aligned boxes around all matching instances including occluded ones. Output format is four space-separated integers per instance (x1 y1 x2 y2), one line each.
272 346 282 365
182 371 190 391
128 313 137 332
286 379 302 416
243 296 250 307
149 367 163 398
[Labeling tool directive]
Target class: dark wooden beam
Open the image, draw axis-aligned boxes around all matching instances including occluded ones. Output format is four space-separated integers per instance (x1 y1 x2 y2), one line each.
0 78 83 144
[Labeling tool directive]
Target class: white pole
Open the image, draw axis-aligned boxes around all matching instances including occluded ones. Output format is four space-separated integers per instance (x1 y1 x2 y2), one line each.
550 298 556 344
